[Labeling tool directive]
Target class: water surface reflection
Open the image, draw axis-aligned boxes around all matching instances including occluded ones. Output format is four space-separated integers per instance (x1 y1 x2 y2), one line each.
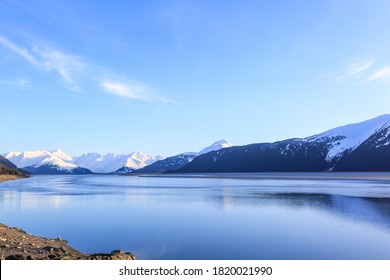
1 174 390 259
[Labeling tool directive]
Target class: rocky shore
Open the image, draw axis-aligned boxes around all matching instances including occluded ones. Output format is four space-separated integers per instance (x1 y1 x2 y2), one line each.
1 176 135 260
0 223 135 260
0 171 136 260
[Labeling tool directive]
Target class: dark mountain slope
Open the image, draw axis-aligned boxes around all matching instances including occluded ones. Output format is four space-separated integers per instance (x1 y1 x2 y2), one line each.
22 164 93 175
134 154 196 173
171 139 332 173
334 126 390 171
0 155 17 169
169 115 390 173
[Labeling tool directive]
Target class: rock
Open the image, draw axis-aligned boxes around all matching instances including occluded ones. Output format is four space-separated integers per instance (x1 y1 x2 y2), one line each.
42 246 54 252
111 249 124 255
6 254 26 260
0 223 136 260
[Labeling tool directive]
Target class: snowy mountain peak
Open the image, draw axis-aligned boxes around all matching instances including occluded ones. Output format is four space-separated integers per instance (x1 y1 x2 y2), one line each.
133 140 232 174
213 139 231 146
308 114 390 161
124 152 163 169
73 151 163 173
40 156 78 170
50 149 73 161
3 151 22 158
198 139 233 155
4 150 52 168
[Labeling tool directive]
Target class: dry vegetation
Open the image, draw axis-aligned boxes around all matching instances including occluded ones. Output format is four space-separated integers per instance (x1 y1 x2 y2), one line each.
0 175 24 183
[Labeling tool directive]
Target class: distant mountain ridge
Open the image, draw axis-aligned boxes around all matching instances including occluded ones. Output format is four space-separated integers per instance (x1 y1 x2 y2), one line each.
73 152 163 173
5 115 390 174
169 115 390 173
134 140 233 173
3 150 162 175
3 140 232 175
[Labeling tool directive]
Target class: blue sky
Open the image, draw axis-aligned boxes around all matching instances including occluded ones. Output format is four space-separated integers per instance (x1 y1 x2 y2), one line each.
1 0 390 157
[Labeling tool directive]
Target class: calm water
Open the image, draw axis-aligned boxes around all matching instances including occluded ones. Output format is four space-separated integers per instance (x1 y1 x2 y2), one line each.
1 173 390 259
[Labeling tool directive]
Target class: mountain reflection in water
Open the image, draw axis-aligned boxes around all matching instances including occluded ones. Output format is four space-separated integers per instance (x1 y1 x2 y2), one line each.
1 173 390 259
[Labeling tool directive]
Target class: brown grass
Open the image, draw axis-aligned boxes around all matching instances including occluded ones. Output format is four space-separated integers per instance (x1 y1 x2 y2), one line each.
0 175 23 183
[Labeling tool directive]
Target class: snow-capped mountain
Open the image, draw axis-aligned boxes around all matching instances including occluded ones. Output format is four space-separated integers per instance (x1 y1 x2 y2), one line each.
197 140 232 155
306 114 390 161
134 153 197 173
170 115 390 173
4 149 163 174
6 114 390 175
3 149 92 175
4 150 57 168
4 149 78 170
74 152 163 173
135 140 233 173
22 164 92 175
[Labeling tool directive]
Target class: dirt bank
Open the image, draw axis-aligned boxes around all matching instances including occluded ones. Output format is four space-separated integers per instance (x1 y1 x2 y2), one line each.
0 223 135 260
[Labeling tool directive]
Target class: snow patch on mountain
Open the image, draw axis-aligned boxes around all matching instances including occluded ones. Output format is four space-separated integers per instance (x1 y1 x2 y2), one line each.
38 156 78 170
74 153 127 173
4 149 76 170
5 148 163 174
307 114 390 161
74 152 163 173
197 140 232 155
4 150 51 168
124 152 163 169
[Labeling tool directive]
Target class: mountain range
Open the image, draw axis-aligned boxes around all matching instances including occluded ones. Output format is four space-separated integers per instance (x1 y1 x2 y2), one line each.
3 115 390 174
3 149 162 175
170 114 390 173
2 140 232 175
134 140 232 173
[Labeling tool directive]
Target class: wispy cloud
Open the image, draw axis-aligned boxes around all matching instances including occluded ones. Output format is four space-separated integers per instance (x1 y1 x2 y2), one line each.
101 81 150 100
101 81 151 101
0 36 84 91
0 35 174 103
1 79 32 90
0 36 40 66
33 47 84 91
362 66 390 83
334 59 374 82
101 80 176 103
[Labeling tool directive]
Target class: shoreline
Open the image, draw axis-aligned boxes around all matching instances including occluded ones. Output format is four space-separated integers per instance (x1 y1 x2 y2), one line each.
0 223 135 260
138 171 390 181
0 174 28 183
0 176 135 260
